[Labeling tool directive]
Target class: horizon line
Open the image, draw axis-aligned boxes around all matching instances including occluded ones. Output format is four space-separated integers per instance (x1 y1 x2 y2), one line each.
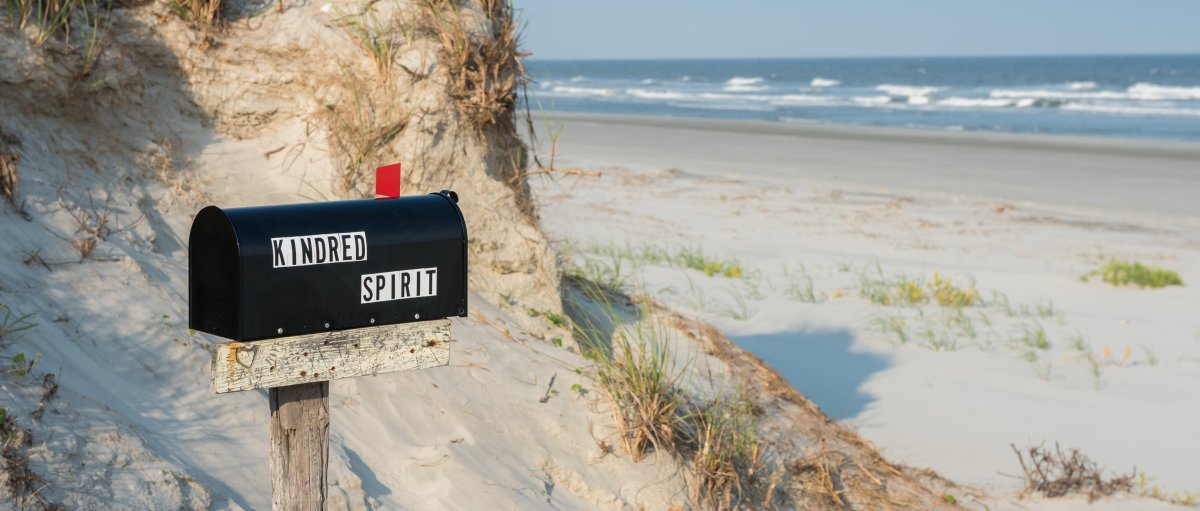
523 51 1200 62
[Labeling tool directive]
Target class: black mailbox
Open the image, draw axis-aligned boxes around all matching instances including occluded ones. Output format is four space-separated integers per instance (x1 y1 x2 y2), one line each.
188 191 467 341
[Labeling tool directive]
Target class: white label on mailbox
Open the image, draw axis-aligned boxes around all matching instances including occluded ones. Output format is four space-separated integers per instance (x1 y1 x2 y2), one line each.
272 231 367 268
361 267 438 304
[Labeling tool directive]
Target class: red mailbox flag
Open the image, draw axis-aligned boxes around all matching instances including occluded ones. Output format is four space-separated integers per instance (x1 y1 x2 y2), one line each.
376 163 402 198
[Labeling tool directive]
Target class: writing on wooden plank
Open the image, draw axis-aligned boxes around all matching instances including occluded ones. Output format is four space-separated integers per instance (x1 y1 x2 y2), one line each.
210 319 450 394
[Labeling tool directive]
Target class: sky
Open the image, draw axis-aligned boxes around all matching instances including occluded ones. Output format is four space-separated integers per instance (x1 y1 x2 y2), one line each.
510 0 1200 60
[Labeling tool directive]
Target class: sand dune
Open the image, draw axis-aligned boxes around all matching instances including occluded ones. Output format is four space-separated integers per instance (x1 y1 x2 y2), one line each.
532 113 1200 509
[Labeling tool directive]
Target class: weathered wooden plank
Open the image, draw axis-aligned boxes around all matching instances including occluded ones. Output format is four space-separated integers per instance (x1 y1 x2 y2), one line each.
270 382 329 510
210 319 450 393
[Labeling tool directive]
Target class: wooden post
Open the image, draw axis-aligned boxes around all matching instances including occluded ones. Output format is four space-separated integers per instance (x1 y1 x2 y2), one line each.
270 382 330 510
208 319 451 509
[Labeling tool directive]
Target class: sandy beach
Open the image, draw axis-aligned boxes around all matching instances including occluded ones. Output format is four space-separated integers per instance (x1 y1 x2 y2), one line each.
532 113 1200 506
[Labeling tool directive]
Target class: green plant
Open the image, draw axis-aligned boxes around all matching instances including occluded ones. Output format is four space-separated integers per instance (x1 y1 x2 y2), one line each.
679 394 766 509
569 280 775 508
0 303 37 344
4 0 80 45
716 288 750 321
782 264 817 303
1035 300 1056 318
336 2 403 77
677 245 743 278
569 255 627 290
1138 471 1200 506
990 291 1015 317
527 308 568 328
1022 322 1050 350
579 298 682 461
922 320 956 351
1086 260 1183 289
7 352 40 377
929 272 978 307
75 0 106 79
858 269 979 308
321 62 407 191
871 314 909 344
1142 344 1158 367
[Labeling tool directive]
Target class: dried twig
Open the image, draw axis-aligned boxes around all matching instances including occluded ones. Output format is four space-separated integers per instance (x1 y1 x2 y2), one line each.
1011 442 1134 502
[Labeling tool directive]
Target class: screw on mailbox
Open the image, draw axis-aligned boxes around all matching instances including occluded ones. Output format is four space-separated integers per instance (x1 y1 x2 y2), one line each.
190 164 466 510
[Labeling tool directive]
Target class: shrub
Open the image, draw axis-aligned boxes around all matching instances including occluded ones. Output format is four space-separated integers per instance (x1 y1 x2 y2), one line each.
1088 260 1182 289
1012 443 1134 502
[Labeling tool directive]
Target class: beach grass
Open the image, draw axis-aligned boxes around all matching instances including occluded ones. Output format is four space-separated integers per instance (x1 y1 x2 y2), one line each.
0 302 36 346
570 280 771 507
679 393 767 509
1087 260 1183 289
859 270 978 308
3 0 79 45
574 242 745 282
163 0 221 26
575 289 681 462
781 263 818 302
335 2 403 77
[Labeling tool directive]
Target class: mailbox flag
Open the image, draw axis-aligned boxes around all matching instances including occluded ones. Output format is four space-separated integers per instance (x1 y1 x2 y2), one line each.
376 163 402 198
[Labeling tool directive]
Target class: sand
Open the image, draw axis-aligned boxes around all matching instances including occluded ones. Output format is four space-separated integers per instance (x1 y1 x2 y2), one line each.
531 113 1200 508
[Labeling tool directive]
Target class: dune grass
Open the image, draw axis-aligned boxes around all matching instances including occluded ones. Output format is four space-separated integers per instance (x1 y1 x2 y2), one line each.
571 281 771 508
417 0 525 129
1087 260 1183 289
0 302 36 347
573 242 745 284
859 269 978 308
3 0 79 45
334 1 405 77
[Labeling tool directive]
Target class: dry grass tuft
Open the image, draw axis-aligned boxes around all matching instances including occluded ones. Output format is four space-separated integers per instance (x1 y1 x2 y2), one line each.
418 0 526 130
0 151 18 206
588 308 681 462
335 2 404 77
1 410 62 510
3 0 80 45
680 394 772 510
571 281 779 508
166 0 221 26
65 194 114 260
788 449 849 509
1012 443 1134 502
319 63 408 192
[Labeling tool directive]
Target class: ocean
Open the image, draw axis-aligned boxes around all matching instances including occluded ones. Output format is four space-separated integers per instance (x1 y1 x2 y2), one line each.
524 55 1200 141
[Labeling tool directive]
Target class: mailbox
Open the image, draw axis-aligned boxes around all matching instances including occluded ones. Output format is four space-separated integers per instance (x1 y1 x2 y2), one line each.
189 191 467 341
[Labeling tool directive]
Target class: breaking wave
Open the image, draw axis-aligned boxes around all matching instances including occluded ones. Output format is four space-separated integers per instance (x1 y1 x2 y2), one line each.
726 76 765 86
724 76 769 92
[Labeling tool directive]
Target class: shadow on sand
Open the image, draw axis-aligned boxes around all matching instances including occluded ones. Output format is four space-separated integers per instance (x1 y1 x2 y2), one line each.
732 330 889 419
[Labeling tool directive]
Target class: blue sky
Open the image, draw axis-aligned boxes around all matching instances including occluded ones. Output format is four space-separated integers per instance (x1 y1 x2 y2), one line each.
510 1 1200 60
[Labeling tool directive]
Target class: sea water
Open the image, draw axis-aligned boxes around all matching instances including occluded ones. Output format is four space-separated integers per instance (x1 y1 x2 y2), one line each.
525 55 1200 140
